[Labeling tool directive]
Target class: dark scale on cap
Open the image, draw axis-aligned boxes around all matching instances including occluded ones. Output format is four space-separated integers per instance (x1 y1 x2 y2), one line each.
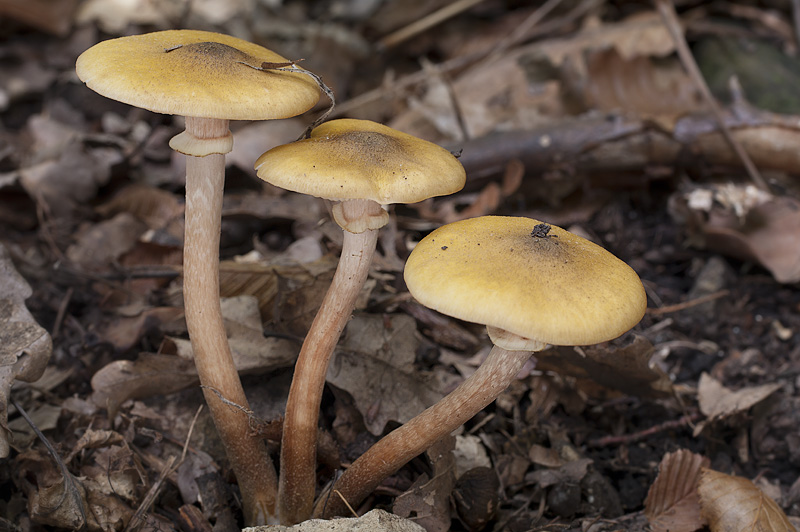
165 41 258 72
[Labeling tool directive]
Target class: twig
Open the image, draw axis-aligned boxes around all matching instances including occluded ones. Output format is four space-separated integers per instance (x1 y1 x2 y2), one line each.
587 412 701 447
378 0 489 49
654 0 771 192
333 489 359 518
52 287 73 340
646 289 729 316
12 397 89 530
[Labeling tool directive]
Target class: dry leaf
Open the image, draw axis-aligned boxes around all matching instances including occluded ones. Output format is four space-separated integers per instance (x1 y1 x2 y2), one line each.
96 183 185 235
537 335 673 399
393 436 456 532
583 48 702 117
92 296 295 414
15 449 91 529
0 244 51 457
698 468 797 532
245 508 426 532
327 314 445 435
694 373 782 436
644 449 710 532
703 196 800 284
65 213 148 270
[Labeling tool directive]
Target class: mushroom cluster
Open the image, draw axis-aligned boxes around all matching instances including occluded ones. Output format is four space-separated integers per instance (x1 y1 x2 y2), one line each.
76 30 648 529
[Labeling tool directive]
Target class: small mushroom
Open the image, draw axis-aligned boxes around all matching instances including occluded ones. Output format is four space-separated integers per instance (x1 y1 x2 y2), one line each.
316 216 647 517
76 30 319 525
254 118 466 524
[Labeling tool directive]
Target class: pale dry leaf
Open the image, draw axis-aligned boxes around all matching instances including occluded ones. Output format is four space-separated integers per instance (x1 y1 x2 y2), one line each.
525 457 593 489
218 256 338 330
96 306 184 352
64 429 125 463
96 183 184 233
698 468 797 532
702 196 800 284
245 508 426 532
0 243 51 457
537 335 673 399
694 372 782 436
453 434 492 478
393 436 456 532
65 212 148 271
644 449 710 532
92 296 296 414
170 295 296 374
327 314 445 435
91 353 199 416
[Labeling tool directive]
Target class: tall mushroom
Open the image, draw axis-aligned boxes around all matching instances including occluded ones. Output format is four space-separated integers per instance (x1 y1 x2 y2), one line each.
315 216 647 517
254 118 466 524
76 30 319 525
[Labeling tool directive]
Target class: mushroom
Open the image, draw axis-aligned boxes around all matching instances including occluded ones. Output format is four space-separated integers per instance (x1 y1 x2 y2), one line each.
315 216 647 517
254 118 466 523
76 30 319 525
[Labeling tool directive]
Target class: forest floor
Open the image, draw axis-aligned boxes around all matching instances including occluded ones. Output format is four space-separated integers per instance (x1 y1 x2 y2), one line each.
1 1 800 531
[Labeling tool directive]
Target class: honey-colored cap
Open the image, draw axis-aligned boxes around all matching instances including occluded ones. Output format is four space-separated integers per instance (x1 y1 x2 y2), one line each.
254 119 466 204
404 216 647 347
76 30 320 120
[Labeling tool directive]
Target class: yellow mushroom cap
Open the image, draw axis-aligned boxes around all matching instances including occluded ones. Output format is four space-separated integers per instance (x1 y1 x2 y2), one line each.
254 119 466 204
404 216 647 347
76 30 320 121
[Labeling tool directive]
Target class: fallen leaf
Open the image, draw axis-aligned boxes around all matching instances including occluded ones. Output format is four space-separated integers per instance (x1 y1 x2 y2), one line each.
703 196 800 283
327 314 445 435
91 296 296 414
393 436 456 532
694 372 782 436
0 244 51 457
698 468 796 532
64 429 125 463
537 335 673 399
525 457 593 489
65 212 148 271
14 449 90 530
244 508 426 531
644 449 710 532
96 183 185 235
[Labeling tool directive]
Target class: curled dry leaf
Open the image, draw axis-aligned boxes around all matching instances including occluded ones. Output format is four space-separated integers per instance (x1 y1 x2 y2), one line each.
698 468 796 532
0 244 51 457
694 372 782 436
644 449 710 532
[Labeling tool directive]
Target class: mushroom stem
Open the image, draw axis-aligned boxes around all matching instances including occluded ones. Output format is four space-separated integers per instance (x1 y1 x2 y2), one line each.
182 116 278 525
279 199 381 524
313 343 534 519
